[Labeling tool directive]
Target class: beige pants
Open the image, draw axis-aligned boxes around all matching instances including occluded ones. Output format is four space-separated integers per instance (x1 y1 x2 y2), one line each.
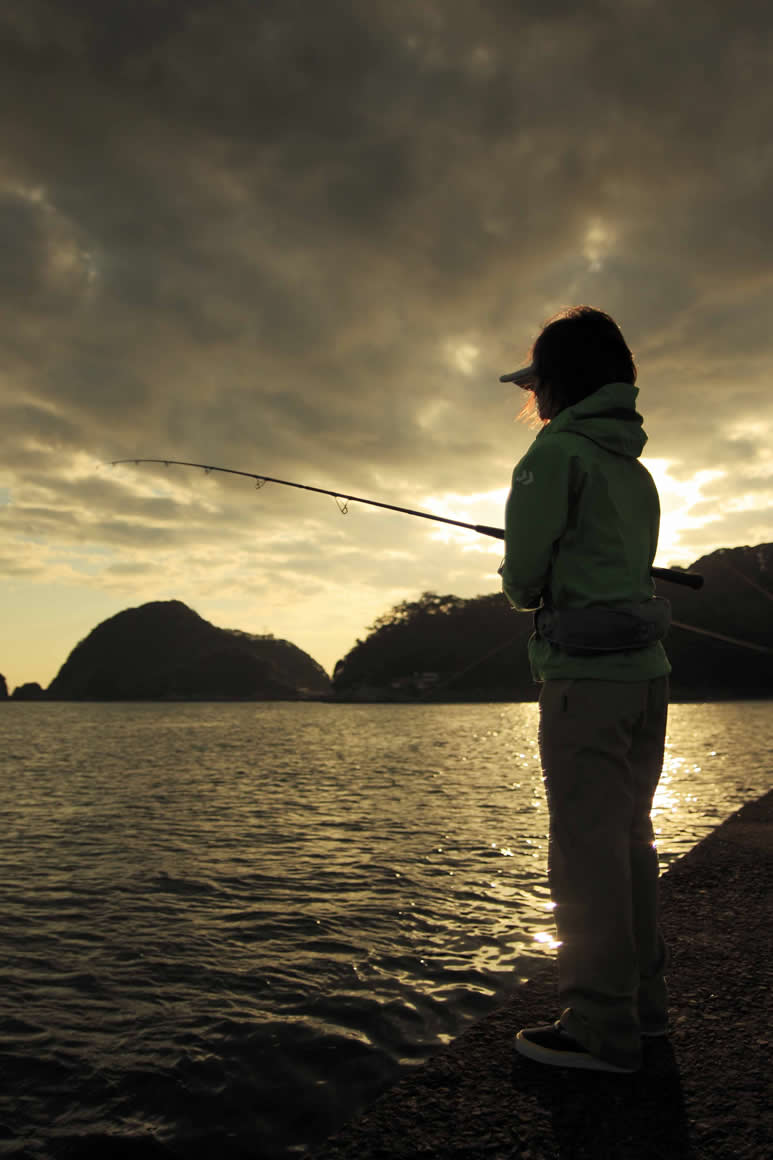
538 676 669 1070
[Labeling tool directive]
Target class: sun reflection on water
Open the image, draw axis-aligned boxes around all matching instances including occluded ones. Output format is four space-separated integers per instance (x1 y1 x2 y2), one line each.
533 931 562 949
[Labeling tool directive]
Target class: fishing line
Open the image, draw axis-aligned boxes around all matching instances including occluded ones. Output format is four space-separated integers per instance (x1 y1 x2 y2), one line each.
670 621 773 655
719 558 773 603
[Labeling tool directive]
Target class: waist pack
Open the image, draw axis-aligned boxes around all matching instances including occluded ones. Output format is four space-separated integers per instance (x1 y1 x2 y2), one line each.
534 597 671 655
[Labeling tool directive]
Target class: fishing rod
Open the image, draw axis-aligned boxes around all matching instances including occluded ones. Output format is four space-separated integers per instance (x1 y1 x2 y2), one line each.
108 458 704 590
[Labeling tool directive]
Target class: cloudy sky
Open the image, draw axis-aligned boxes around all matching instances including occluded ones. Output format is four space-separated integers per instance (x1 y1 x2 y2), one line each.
1 0 772 690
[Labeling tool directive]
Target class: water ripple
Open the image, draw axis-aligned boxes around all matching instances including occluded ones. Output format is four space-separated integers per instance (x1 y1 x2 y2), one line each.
1 700 770 1158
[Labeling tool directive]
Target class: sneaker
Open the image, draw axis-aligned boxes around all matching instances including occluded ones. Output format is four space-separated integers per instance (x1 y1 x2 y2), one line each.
514 1020 639 1074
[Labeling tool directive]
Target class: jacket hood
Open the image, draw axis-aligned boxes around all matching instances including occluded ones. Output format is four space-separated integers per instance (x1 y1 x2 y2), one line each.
540 381 647 459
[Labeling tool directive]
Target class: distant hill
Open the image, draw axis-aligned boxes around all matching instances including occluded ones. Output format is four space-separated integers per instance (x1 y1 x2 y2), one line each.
5 545 772 703
332 544 773 701
45 600 331 701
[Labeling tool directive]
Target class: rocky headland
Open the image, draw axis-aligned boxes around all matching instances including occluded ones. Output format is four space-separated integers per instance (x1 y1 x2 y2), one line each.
41 600 331 701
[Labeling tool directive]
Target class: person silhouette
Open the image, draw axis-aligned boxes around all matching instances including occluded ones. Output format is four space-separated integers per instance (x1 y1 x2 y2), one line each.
499 306 671 1073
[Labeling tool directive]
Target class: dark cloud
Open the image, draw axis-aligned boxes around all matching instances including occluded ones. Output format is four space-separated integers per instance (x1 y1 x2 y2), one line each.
0 0 771 680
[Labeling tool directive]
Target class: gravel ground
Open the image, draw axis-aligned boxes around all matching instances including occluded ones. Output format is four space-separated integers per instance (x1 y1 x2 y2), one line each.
312 789 773 1159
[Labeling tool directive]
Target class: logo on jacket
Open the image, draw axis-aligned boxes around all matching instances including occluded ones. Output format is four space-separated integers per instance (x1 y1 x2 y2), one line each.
514 470 534 486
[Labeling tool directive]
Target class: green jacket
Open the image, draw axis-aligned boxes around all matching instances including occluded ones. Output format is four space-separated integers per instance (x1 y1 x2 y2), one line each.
500 381 671 681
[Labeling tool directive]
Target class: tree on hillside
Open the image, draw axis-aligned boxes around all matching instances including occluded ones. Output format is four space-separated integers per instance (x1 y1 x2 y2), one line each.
333 590 533 694
331 545 773 699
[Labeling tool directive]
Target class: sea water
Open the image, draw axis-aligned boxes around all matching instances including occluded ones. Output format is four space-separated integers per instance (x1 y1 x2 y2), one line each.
1 700 771 1158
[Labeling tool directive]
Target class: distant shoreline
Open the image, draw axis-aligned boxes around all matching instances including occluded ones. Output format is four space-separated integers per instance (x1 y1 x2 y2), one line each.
4 690 771 705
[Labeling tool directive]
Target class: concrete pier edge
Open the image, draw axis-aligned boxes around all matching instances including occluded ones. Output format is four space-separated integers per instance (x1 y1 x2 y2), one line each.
312 789 773 1159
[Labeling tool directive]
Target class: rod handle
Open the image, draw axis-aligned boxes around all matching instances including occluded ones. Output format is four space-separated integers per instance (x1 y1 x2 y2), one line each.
651 566 704 590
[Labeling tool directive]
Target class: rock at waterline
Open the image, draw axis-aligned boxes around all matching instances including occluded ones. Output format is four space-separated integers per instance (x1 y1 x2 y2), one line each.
10 682 45 700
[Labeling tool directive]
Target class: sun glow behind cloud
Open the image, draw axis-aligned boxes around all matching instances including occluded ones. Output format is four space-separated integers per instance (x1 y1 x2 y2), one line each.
421 488 509 552
423 459 733 570
642 458 728 564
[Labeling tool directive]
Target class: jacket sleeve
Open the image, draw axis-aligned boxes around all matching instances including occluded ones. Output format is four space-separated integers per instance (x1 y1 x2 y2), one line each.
500 437 573 611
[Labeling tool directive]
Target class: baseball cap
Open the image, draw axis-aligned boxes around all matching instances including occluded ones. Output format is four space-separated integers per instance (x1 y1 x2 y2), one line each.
499 363 536 386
